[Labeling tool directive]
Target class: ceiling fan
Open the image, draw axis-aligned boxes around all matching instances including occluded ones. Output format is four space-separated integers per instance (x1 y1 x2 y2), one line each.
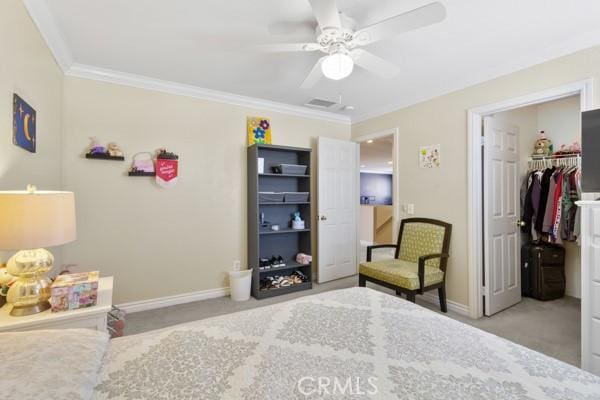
261 0 446 89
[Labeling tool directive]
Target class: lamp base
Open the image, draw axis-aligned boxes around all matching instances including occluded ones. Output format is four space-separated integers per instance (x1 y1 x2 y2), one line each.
10 300 51 316
6 248 54 317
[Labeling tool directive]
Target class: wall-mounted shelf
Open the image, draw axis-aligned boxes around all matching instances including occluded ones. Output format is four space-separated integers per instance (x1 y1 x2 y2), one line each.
85 153 125 161
128 171 156 176
248 143 312 299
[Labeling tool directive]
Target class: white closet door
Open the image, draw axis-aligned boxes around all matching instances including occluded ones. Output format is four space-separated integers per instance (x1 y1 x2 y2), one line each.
483 117 522 316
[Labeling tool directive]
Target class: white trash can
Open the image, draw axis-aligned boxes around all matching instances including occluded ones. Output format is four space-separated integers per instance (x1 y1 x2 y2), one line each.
229 270 252 301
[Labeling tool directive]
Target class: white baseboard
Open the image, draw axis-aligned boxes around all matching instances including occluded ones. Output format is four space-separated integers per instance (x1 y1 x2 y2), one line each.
117 287 230 314
420 292 470 316
116 284 469 317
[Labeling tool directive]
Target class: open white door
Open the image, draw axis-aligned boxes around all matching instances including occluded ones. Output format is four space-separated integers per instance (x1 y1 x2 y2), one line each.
317 137 358 283
483 117 522 316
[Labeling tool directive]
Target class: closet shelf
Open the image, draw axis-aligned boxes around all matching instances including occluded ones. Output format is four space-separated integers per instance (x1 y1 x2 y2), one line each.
528 155 580 170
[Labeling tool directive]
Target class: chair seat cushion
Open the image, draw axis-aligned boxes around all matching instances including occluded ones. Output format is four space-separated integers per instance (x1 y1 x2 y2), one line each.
359 259 444 291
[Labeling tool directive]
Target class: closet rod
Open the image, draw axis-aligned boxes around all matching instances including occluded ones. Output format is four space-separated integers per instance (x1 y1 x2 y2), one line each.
527 155 581 170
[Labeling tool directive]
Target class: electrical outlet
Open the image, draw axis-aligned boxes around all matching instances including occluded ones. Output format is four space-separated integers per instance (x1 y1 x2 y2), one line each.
233 260 241 271
407 204 415 215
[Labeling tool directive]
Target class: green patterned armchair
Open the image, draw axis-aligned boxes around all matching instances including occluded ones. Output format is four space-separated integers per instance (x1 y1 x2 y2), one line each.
359 218 452 312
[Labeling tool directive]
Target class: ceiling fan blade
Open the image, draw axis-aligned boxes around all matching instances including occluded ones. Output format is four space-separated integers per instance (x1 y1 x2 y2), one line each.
268 21 317 36
308 0 342 30
300 57 326 89
351 49 400 79
353 2 446 46
258 43 322 52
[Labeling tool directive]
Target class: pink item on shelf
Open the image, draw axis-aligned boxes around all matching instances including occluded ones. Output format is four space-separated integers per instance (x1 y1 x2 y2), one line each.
296 253 312 265
131 152 155 173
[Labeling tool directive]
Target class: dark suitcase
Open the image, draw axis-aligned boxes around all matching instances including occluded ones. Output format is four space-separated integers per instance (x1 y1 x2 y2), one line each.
521 242 565 301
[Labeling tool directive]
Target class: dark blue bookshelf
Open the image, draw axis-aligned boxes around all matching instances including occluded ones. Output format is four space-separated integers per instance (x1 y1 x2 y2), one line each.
247 144 313 299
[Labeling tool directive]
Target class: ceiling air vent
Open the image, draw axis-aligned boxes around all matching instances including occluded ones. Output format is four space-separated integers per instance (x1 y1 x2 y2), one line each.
305 98 337 109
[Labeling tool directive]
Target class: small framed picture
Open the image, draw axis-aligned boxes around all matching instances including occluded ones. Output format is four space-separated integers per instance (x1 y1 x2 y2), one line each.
247 116 271 145
419 144 441 168
13 94 36 153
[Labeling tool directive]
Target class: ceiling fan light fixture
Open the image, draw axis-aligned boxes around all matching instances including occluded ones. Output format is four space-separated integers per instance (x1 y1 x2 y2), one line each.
321 52 354 80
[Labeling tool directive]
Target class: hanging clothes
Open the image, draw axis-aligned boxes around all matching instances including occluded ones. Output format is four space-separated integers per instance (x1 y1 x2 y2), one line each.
521 161 580 245
534 167 555 233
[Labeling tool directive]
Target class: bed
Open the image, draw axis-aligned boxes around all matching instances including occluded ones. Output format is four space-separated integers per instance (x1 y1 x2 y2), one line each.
2 287 600 399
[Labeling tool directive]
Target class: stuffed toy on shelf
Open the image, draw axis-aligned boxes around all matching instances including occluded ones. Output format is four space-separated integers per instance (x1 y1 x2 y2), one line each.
532 131 553 157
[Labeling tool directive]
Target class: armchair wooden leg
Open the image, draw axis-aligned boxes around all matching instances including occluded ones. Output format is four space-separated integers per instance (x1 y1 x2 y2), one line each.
406 292 416 303
358 275 366 287
438 286 447 313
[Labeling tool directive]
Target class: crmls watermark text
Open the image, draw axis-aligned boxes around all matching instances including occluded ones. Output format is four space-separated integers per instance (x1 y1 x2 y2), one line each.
297 376 378 396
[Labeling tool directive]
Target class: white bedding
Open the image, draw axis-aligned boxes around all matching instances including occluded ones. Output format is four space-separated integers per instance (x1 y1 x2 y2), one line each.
0 328 109 400
92 287 600 399
3 288 599 399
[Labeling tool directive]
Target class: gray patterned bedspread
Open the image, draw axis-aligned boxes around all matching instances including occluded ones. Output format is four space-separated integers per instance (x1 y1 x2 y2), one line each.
93 287 600 399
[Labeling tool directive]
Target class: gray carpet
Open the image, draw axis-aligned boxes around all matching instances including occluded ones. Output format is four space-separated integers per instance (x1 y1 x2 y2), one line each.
124 275 581 367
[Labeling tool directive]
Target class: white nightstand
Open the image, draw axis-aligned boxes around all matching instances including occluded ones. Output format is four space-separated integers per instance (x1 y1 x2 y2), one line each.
0 276 113 333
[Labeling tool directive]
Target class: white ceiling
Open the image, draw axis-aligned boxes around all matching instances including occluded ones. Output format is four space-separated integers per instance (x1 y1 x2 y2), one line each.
360 135 394 173
29 0 600 123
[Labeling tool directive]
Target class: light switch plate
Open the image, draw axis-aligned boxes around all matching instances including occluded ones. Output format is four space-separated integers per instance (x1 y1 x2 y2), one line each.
407 204 415 215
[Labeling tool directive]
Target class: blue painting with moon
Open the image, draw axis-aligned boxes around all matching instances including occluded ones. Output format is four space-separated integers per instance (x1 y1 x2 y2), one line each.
13 93 36 153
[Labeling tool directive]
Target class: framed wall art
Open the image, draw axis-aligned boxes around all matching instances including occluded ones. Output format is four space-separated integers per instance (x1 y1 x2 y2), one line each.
419 144 441 169
13 94 36 153
247 116 271 145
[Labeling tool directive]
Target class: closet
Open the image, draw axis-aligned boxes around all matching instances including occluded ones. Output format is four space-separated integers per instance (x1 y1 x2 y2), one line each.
494 95 582 304
520 155 581 299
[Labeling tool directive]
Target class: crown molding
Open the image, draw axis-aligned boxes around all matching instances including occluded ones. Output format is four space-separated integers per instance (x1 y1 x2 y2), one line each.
351 29 600 125
65 64 351 124
23 0 73 72
23 0 350 125
24 0 600 127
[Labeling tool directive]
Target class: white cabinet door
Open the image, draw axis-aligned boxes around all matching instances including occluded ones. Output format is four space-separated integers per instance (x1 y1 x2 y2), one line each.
483 117 522 316
317 137 358 283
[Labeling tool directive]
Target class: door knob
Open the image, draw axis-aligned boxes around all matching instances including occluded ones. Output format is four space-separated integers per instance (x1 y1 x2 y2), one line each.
516 220 525 227
320 215 327 221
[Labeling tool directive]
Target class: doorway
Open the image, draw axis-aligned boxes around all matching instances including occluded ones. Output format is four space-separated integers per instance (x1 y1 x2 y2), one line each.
468 80 592 318
353 129 400 263
467 80 593 366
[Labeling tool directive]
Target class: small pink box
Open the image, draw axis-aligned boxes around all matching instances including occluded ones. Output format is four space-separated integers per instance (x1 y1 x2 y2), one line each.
50 271 99 312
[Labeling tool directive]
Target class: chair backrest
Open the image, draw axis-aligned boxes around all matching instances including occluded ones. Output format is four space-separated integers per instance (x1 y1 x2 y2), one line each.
394 218 452 270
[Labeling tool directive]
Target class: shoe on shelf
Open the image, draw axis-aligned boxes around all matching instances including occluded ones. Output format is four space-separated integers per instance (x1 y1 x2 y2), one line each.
277 255 286 267
260 258 271 270
292 270 308 282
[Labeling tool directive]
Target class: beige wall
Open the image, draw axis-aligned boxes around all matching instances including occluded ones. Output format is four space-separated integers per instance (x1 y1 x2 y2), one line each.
0 0 63 190
61 77 350 304
0 0 63 260
495 96 582 298
352 45 600 307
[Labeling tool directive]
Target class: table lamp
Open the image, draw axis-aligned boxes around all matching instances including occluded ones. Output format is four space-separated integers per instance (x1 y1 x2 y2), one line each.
0 185 76 316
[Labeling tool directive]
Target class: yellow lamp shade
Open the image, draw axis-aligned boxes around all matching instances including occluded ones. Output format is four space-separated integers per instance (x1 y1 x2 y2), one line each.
0 190 76 250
